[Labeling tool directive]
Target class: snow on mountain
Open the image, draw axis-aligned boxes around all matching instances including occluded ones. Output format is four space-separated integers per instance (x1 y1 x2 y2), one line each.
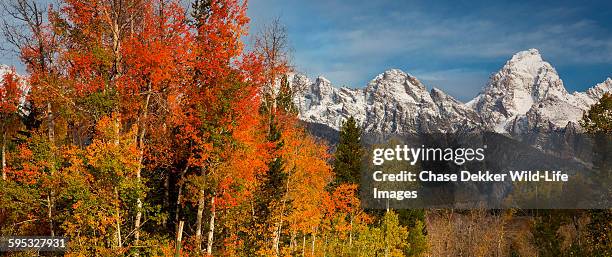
573 78 612 107
470 49 611 134
292 74 366 130
430 87 483 131
293 69 482 134
293 49 611 135
468 49 576 132
362 69 437 133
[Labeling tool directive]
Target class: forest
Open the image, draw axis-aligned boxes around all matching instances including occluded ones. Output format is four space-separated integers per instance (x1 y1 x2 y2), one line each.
0 0 610 256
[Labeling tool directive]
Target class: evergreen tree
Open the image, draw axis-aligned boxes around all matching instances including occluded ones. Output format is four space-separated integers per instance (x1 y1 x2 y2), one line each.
580 93 612 256
580 93 612 133
333 116 363 186
277 75 297 114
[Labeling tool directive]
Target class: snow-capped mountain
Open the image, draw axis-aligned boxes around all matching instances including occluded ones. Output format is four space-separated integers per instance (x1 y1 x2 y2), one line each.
293 69 482 134
292 49 611 135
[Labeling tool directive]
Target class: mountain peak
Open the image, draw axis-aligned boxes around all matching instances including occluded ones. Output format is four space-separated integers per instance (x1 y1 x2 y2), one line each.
383 68 407 76
503 48 553 75
372 69 410 82
586 77 612 99
469 48 569 130
510 48 541 60
366 68 430 103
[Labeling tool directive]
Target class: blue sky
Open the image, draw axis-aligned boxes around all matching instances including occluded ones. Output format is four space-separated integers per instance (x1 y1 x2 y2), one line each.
247 0 612 101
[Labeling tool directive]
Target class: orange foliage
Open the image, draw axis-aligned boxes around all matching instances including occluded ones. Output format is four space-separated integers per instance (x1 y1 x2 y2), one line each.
0 70 23 114
0 0 366 255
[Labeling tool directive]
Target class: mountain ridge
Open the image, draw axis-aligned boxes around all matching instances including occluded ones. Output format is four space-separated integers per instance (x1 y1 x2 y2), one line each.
292 49 611 135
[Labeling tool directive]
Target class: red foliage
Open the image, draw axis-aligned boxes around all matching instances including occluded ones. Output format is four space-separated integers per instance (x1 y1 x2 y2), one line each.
0 70 23 115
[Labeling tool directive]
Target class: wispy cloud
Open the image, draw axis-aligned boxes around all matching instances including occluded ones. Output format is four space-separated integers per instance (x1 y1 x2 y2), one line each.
248 0 612 97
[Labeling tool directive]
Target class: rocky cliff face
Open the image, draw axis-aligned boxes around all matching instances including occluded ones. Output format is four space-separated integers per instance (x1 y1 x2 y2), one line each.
293 49 611 135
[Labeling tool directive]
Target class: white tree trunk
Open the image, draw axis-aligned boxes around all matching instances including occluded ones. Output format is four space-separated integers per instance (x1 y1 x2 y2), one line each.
302 235 306 257
195 189 205 252
175 220 184 257
134 90 150 246
47 102 55 237
311 233 316 256
114 187 122 248
206 196 216 255
349 215 353 247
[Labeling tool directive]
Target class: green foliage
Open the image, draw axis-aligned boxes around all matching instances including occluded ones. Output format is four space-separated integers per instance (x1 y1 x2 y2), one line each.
404 219 428 257
333 116 363 186
380 210 410 257
580 93 612 133
0 180 42 235
78 89 118 121
353 210 409 257
533 212 565 257
321 210 420 257
277 75 297 114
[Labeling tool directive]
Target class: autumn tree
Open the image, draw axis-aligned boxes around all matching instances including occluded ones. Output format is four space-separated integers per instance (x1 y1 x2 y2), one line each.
255 16 291 117
249 15 294 256
171 0 270 254
64 115 139 254
1 0 62 237
117 0 191 247
0 1 438 256
0 69 23 181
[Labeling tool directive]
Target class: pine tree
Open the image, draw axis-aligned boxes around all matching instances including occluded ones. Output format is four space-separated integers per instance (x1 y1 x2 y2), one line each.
256 114 287 219
333 116 363 186
277 75 297 114
580 93 612 133
580 93 612 256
